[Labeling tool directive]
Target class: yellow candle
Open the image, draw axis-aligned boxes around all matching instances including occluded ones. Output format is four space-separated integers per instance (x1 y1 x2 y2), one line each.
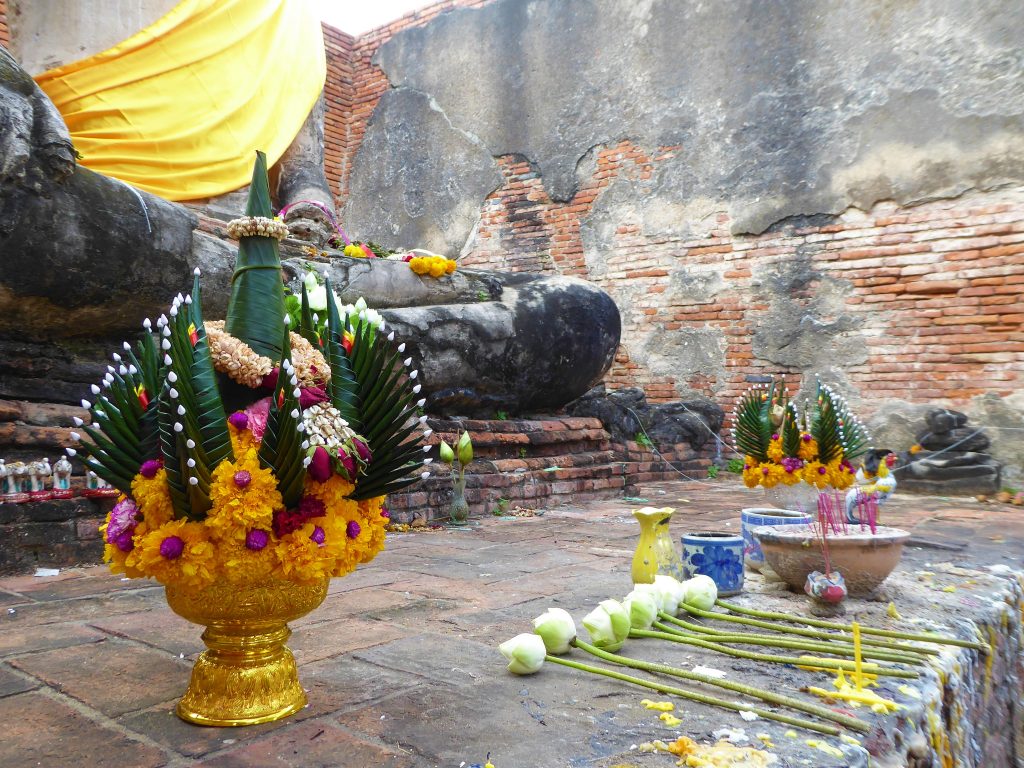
853 621 864 690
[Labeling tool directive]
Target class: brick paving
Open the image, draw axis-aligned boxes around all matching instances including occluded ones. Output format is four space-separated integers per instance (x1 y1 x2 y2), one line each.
1 481 1021 767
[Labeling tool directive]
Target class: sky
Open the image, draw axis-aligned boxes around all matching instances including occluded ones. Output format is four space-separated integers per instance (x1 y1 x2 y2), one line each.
313 0 433 35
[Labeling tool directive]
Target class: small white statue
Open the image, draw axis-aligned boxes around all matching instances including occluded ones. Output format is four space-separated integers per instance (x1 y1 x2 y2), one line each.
53 456 73 491
14 462 30 493
30 458 52 493
0 459 7 494
86 470 100 490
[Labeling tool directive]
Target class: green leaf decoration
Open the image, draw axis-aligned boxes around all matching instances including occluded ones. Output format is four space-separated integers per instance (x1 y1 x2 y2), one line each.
344 318 426 500
257 323 307 508
157 380 190 519
811 381 844 464
324 279 361 427
224 151 286 359
298 283 321 349
732 385 772 463
781 400 801 458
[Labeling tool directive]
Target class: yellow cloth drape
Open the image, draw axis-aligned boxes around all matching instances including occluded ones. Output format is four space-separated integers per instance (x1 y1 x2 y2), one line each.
34 0 326 201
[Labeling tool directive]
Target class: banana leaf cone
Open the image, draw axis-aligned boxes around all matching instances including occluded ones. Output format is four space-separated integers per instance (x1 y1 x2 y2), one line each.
224 151 286 361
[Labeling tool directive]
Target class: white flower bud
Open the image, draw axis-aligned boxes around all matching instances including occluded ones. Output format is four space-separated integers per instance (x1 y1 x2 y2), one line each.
186 439 196 449
421 471 431 480
90 384 101 395
173 422 183 433
413 385 422 394
66 448 77 457
417 399 426 407
72 417 84 427
189 476 199 486
163 355 172 366
533 608 577 655
169 388 179 399
193 267 201 276
398 343 406 353
161 339 171 350
70 432 80 441
186 458 196 468
498 634 546 675
112 353 121 362
177 405 186 416
410 370 418 379
168 371 178 383
143 318 152 330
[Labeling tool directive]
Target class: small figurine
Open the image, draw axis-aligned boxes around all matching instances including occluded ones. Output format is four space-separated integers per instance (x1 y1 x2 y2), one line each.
845 449 897 524
5 462 30 502
29 458 54 501
52 455 74 498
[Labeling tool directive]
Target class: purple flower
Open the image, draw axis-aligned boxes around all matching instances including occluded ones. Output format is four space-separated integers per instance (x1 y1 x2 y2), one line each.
818 466 828 475
139 459 161 479
310 526 326 546
380 505 390 519
106 500 138 547
771 433 779 441
781 457 804 473
246 529 269 551
346 520 361 539
233 470 251 488
308 446 332 483
228 411 249 431
352 438 372 463
802 433 812 443
160 536 185 560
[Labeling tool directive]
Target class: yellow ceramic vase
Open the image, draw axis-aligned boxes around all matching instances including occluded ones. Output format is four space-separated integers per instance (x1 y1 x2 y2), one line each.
631 506 684 584
165 576 330 726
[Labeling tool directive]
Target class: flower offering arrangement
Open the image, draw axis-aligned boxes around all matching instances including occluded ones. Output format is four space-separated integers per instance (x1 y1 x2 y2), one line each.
732 380 870 492
72 151 430 592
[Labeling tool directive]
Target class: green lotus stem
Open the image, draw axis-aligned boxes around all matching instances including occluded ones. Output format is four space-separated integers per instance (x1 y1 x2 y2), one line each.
639 626 918 679
544 654 842 736
680 602 939 656
715 599 989 653
573 640 870 733
657 612 926 665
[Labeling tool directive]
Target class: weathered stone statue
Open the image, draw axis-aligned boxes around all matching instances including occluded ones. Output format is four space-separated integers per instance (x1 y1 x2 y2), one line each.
0 46 621 416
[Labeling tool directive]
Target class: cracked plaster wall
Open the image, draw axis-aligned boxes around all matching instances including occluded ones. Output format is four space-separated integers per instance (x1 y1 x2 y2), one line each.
333 0 1024 471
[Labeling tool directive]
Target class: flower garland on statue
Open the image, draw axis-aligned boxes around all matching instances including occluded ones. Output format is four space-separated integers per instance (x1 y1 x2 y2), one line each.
732 380 869 492
77 152 430 593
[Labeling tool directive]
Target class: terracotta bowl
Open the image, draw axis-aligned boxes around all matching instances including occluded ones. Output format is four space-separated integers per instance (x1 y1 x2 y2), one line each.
753 524 910 596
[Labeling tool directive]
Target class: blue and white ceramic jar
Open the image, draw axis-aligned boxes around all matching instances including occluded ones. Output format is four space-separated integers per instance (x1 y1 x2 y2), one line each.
740 508 812 572
681 531 744 597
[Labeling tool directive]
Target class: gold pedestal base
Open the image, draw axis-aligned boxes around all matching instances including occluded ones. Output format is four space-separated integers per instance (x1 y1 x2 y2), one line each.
165 578 329 728
176 624 306 726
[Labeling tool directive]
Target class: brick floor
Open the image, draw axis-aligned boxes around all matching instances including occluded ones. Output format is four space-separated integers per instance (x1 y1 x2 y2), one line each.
0 480 1021 767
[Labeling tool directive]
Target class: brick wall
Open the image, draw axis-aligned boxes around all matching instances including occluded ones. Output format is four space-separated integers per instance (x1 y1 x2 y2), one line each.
321 2 1024 425
460 140 1024 411
0 0 9 48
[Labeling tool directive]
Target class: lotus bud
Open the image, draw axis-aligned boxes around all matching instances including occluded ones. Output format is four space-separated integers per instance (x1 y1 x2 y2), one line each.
654 575 687 615
387 332 395 341
186 439 196 449
423 458 433 465
177 405 186 416
420 471 430 480
142 318 152 330
413 384 422 394
66 448 77 457
188 476 198 486
582 599 630 652
81 400 91 410
90 384 100 395
355 297 367 312
532 607 576 655
69 432 80 441
623 589 659 629
112 353 121 362
423 428 433 438
498 633 546 675
303 271 319 294
398 343 406 353
683 575 718 611
72 417 84 427
168 371 178 383
193 267 201 276
457 431 473 465
439 440 455 464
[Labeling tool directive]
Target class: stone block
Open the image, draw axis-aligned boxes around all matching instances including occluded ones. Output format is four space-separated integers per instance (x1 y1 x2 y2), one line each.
926 408 969 433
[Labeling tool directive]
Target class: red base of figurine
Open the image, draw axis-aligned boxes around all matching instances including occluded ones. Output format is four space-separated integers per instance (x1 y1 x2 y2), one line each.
28 491 55 502
2 493 30 504
50 489 75 500
82 488 119 499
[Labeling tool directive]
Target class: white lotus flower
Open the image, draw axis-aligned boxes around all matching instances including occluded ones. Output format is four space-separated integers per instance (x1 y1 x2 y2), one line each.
306 284 328 311
623 590 659 629
582 599 631 652
303 271 319 295
532 608 576 655
654 575 687 615
499 633 546 675
683 574 718 611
